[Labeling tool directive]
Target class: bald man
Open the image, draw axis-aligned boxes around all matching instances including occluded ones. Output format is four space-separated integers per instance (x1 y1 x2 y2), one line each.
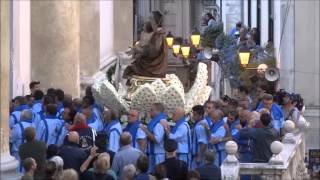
58 131 87 172
163 107 191 167
123 109 147 152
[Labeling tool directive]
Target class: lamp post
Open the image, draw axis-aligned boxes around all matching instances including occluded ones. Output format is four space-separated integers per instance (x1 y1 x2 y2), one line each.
166 31 174 48
190 28 201 48
238 48 251 68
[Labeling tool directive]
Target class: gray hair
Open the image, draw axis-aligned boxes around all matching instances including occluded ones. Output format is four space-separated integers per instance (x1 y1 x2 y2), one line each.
21 110 33 121
122 164 136 180
58 169 78 180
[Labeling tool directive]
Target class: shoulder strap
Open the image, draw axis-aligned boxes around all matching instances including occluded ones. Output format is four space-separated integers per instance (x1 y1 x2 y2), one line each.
109 128 121 136
285 109 295 120
11 114 18 125
42 119 49 144
18 122 25 145
55 122 65 144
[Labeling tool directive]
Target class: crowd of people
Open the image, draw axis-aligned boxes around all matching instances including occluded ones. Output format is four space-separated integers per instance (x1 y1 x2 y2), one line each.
9 80 304 180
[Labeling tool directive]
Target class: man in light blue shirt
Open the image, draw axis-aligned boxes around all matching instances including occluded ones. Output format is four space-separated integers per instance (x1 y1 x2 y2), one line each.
204 101 216 127
123 109 147 152
206 110 227 166
163 107 191 167
103 109 122 153
10 110 35 161
32 90 44 114
190 105 208 169
140 103 167 172
256 94 284 133
83 96 104 132
36 104 63 146
82 107 103 132
10 96 31 129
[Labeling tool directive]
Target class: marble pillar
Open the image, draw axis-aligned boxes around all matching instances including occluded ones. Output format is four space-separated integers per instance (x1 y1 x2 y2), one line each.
31 1 80 97
113 0 133 52
1 0 19 179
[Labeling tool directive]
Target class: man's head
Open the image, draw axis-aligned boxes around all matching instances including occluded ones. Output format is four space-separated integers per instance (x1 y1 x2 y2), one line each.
21 110 33 121
192 105 205 122
236 21 242 30
227 110 238 123
25 127 36 142
260 113 272 127
150 103 164 118
164 139 177 156
205 12 214 21
172 107 185 122
46 103 57 116
81 107 93 120
239 27 247 39
67 131 80 144
120 132 132 146
29 81 40 95
94 153 110 174
73 113 87 125
33 90 44 101
46 88 56 99
136 155 149 173
283 93 293 105
210 109 223 122
127 109 139 124
204 149 215 163
14 96 27 107
205 101 215 115
62 107 76 123
262 94 273 110
55 89 64 102
122 164 136 180
82 96 94 108
23 157 37 173
257 85 268 99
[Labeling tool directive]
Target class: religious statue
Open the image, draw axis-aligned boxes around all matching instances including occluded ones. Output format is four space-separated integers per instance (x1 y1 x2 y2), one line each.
123 11 168 79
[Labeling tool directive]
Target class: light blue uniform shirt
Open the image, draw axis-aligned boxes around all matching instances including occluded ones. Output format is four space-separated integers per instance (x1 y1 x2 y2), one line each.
36 116 64 146
107 122 122 153
135 128 147 151
88 108 104 132
257 103 284 132
192 119 209 155
10 120 35 159
211 123 226 151
148 123 166 154
32 100 42 113
9 105 31 129
169 121 191 154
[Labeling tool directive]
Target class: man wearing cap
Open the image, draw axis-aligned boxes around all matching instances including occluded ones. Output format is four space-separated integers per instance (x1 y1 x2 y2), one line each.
155 139 188 180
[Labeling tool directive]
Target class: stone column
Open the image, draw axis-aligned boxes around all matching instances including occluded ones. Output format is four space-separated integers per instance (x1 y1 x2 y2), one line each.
1 0 19 179
31 1 80 97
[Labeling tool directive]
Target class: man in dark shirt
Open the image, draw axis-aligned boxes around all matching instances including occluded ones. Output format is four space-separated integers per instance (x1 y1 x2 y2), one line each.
196 150 221 180
239 113 279 162
155 139 188 180
19 127 47 180
58 131 87 172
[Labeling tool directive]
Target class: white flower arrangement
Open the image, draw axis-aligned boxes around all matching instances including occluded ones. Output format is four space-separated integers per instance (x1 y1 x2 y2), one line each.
92 62 211 115
131 83 158 113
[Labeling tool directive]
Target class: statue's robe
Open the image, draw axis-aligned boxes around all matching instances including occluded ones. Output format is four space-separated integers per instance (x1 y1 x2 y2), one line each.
123 29 168 78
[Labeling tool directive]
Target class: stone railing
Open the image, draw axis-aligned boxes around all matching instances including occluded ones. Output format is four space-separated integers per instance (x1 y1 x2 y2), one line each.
221 117 310 180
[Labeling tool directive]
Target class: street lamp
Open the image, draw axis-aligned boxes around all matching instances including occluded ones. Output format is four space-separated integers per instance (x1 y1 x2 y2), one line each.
181 46 190 59
166 31 174 48
238 48 251 68
190 28 201 48
172 44 181 56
